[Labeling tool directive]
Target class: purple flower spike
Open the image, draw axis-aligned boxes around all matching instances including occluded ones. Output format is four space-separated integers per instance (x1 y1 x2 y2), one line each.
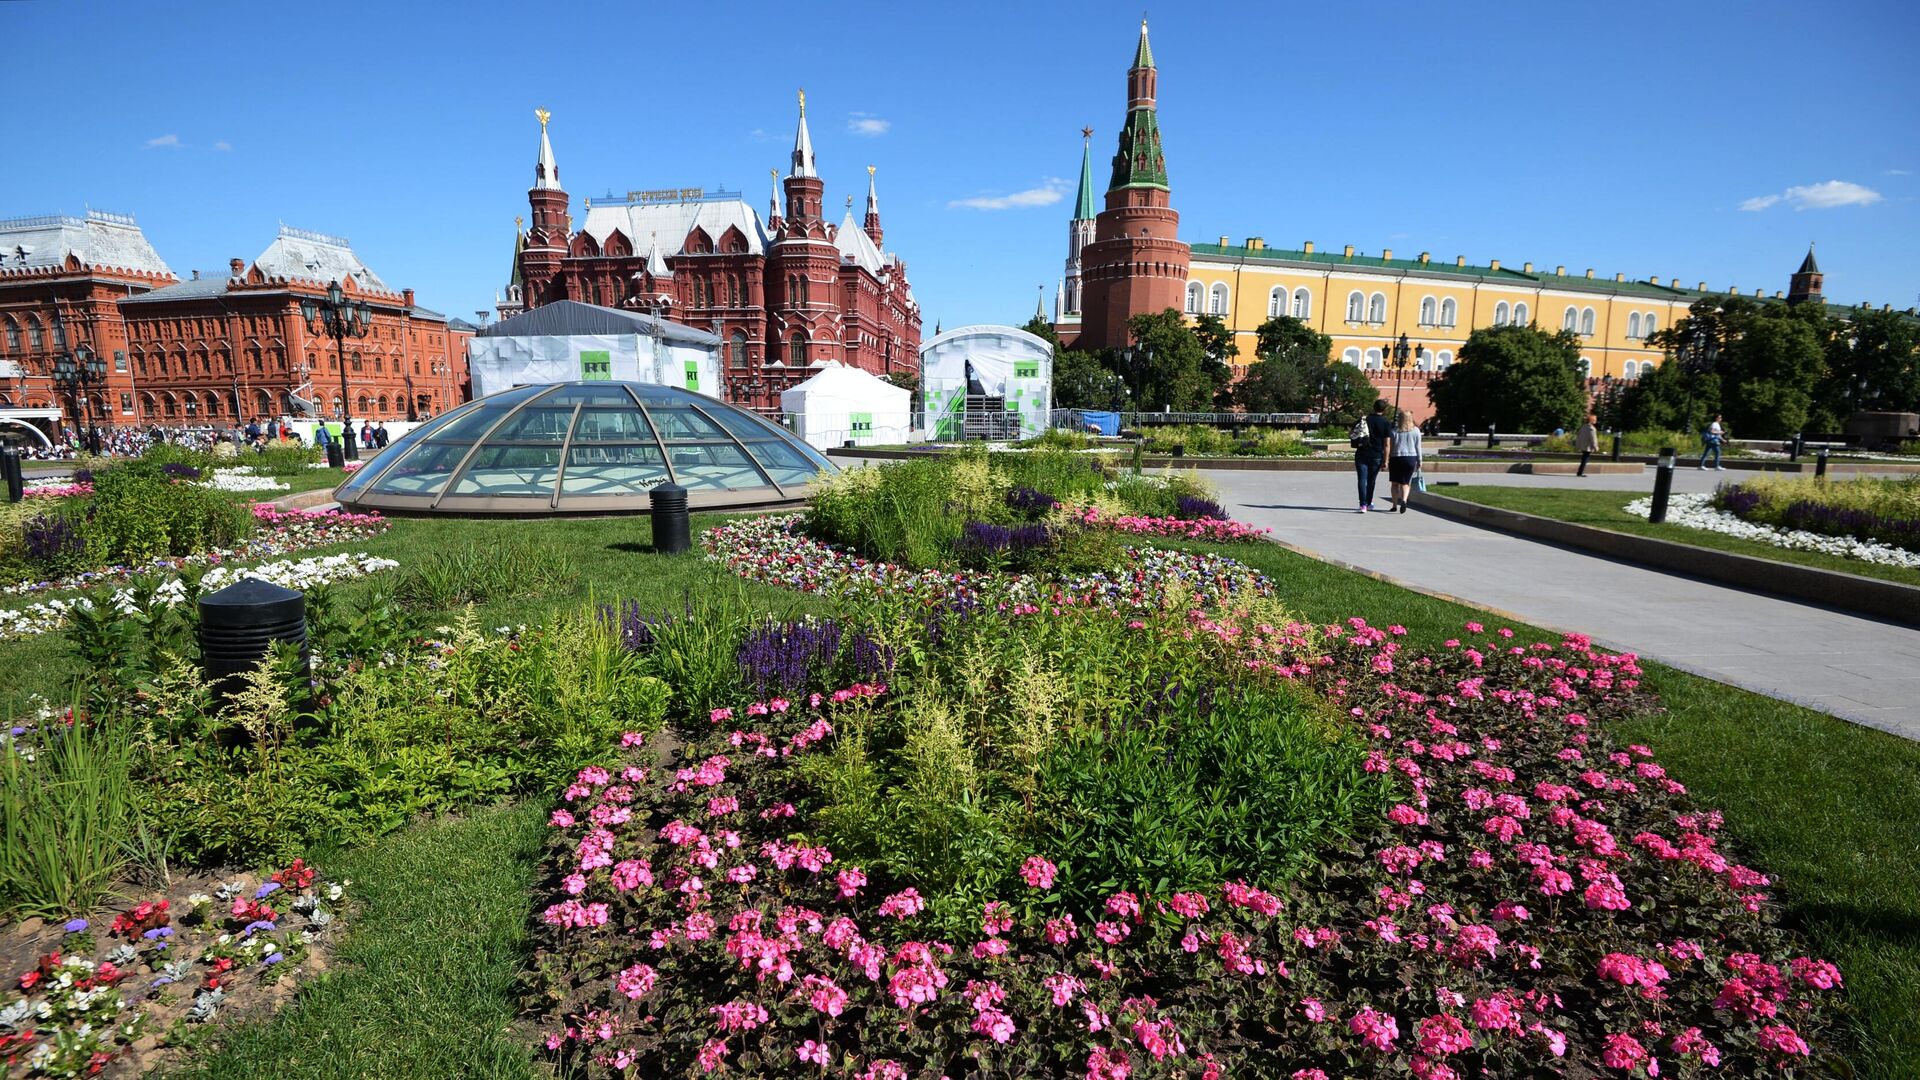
255 881 283 899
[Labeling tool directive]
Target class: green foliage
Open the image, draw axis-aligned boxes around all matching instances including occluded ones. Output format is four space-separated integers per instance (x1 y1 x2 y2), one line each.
1818 307 1920 427
136 442 215 472
1627 297 1832 437
1053 349 1128 411
395 537 579 608
1309 360 1382 426
1141 424 1311 458
1117 308 1215 411
1428 323 1587 432
1234 317 1334 413
249 443 324 476
85 463 254 564
0 713 136 917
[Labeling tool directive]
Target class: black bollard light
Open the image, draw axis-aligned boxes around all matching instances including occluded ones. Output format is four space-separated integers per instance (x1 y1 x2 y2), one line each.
1815 447 1829 478
1649 447 1677 523
1610 432 1622 462
1 449 22 503
199 578 308 698
326 439 345 469
1487 426 1499 449
650 482 691 554
1789 433 1804 462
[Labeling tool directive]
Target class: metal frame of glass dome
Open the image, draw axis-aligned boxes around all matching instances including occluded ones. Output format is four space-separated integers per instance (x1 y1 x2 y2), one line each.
332 382 836 516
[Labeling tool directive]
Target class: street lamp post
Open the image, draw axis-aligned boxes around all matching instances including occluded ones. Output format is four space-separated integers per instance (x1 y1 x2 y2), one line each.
53 342 107 455
1678 320 1719 434
1388 333 1418 420
300 281 373 463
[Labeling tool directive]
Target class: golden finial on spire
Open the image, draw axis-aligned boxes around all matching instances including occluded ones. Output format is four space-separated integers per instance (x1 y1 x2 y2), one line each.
536 107 551 129
867 164 876 178
797 88 806 115
514 215 523 229
846 195 854 210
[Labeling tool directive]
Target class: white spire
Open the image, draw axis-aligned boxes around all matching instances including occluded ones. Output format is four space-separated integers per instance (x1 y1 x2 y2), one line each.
533 108 561 190
790 89 817 178
645 233 672 279
768 168 781 220
866 164 879 216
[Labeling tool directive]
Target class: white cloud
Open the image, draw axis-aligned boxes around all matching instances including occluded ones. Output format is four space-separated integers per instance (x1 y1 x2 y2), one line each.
146 134 183 149
749 128 772 142
847 113 890 136
1886 168 1911 176
948 178 1067 211
1739 179 1883 212
213 140 232 152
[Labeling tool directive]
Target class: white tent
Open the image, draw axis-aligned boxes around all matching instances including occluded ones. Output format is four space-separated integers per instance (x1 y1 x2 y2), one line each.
468 301 722 398
918 325 1053 440
780 363 912 450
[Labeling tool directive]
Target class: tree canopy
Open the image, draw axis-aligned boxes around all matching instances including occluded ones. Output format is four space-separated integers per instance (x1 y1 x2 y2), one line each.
1118 309 1217 412
1427 324 1586 433
1232 316 1332 414
1626 297 1831 437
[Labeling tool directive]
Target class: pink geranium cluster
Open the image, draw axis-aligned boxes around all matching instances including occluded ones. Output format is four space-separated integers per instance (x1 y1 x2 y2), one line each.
1075 506 1271 543
524 623 1845 1078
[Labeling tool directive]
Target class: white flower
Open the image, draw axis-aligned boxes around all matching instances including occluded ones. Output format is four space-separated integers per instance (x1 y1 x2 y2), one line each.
205 468 290 492
1626 493 1920 570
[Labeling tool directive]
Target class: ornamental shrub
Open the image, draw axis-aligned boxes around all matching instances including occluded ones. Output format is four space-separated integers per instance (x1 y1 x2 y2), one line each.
251 443 323 476
1714 476 1920 553
85 465 253 564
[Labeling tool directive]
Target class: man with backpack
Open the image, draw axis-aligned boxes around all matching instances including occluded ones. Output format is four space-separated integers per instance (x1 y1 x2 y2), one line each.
1351 400 1393 512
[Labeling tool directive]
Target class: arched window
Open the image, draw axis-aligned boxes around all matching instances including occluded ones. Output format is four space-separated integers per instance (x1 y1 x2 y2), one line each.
1627 312 1642 339
1268 287 1285 318
378 395 390 414
1644 313 1657 336
1494 301 1511 326
1415 347 1431 372
1440 297 1457 327
139 392 156 418
1435 350 1454 370
1346 291 1365 321
2 316 16 352
1208 283 1229 316
51 319 66 349
1419 296 1437 326
27 316 43 350
1368 293 1387 324
1292 288 1311 319
1364 347 1383 370
1622 360 1639 378
788 331 808 367
1342 347 1362 365
1580 307 1596 336
1562 306 1579 332
799 276 811 306
1185 282 1204 314
729 331 748 369
1514 302 1529 325
1579 357 1593 378
205 392 221 418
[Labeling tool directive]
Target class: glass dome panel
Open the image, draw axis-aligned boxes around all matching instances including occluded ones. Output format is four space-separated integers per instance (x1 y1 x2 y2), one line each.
333 381 835 516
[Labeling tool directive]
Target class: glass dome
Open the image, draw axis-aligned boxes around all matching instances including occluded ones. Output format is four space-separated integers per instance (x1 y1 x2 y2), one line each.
333 382 836 515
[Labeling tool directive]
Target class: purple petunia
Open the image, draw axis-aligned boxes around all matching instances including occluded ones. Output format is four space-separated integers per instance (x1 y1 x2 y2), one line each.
63 918 89 934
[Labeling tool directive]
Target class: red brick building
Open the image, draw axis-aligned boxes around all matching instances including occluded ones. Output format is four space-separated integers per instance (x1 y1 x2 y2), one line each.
501 99 921 412
0 213 471 432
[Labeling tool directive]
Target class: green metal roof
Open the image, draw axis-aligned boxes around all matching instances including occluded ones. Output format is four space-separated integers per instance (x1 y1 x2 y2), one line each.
1133 22 1154 69
1073 137 1097 220
1188 241 1721 300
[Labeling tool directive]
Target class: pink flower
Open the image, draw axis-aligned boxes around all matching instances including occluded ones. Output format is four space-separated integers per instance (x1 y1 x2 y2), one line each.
1104 891 1142 921
1349 1007 1399 1052
1583 881 1631 911
709 998 770 1032
709 707 734 723
615 962 656 999
1600 1033 1647 1071
610 859 651 890
1094 920 1130 945
1167 891 1210 918
1301 998 1328 1022
836 866 868 898
1044 972 1084 1006
1291 1072 1329 1080
1757 1024 1811 1057
1417 1013 1472 1057
1596 952 1670 1001
795 1039 830 1066
876 888 924 919
972 1007 1016 1044
1791 957 1842 990
981 901 1013 936
697 1038 729 1072
548 809 575 828
1020 855 1058 890
804 974 849 1017
1045 915 1080 944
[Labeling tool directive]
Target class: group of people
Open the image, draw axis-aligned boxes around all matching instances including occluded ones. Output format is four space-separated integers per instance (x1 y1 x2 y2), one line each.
17 423 229 461
1350 401 1425 514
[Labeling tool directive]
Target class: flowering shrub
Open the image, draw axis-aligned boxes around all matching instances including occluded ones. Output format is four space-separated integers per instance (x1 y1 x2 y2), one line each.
1714 477 1920 553
704 514 1273 612
525 617 1845 1077
1627 492 1920 570
0 863 347 1076
1076 506 1270 543
21 482 92 500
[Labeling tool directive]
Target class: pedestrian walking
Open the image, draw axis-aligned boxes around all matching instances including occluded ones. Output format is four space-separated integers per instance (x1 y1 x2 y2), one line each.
360 422 374 449
1699 414 1726 471
1352 400 1393 513
1575 415 1599 477
373 422 389 448
1387 411 1423 513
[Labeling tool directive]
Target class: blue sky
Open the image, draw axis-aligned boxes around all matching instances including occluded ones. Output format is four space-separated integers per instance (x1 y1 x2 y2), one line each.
6 0 1917 327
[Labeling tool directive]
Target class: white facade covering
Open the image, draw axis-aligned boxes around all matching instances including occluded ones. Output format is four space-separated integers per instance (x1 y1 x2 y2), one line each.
779 362 911 449
470 301 721 398
918 325 1053 440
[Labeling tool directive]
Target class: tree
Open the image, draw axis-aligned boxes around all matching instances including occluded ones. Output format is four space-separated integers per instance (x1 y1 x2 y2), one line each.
1427 324 1586 433
1192 314 1239 407
1233 316 1332 413
1815 307 1920 429
1119 309 1214 412
1054 349 1127 411
1632 297 1827 437
1020 314 1064 356
1310 361 1381 427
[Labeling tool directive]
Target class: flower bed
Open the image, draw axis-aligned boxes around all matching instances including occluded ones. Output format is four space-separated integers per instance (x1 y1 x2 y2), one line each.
1076 506 1270 543
203 467 291 493
2 505 389 600
1626 493 1920 571
0 552 400 641
526 614 1843 1077
1713 478 1920 553
704 514 1273 610
0 860 347 1076
21 483 92 500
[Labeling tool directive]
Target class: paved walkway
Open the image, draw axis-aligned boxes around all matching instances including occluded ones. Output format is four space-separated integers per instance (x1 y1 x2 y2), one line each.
1200 467 1920 741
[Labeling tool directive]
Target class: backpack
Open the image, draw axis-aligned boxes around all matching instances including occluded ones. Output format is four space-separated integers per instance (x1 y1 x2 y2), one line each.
1348 417 1369 448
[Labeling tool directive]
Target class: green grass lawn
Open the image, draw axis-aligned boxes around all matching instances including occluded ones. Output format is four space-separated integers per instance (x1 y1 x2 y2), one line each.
1441 483 1920 589
2 510 1906 1077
